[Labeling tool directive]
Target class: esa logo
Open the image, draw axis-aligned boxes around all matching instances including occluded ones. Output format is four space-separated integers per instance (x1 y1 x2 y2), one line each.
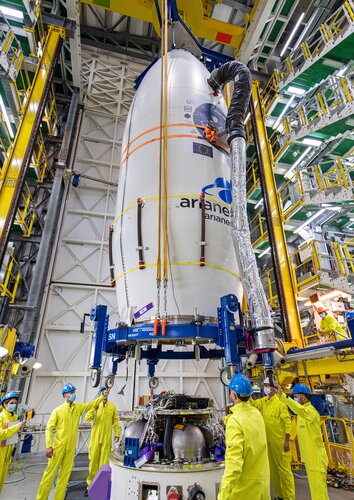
202 177 232 204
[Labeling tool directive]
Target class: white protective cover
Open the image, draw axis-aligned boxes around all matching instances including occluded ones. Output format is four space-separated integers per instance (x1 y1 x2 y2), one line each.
113 49 242 323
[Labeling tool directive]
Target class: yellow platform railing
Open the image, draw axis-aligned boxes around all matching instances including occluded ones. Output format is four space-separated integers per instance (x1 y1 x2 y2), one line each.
249 209 268 248
0 248 21 303
262 0 354 106
278 159 353 220
15 182 37 237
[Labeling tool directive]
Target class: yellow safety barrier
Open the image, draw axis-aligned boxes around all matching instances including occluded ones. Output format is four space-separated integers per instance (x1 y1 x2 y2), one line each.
322 417 354 477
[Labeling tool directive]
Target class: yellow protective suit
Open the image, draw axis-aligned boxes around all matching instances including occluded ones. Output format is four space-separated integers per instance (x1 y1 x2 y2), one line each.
280 394 329 500
86 400 120 485
218 401 270 500
320 315 348 340
36 395 104 500
0 409 21 493
251 395 295 500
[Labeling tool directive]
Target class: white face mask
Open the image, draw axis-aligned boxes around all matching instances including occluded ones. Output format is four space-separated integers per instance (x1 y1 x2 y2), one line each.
264 386 271 396
294 397 299 403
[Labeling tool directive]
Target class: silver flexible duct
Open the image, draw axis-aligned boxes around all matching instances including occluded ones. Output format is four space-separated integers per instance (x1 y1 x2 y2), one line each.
230 137 275 350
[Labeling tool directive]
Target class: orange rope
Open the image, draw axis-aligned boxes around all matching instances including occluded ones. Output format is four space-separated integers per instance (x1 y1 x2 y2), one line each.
120 130 229 167
121 122 229 159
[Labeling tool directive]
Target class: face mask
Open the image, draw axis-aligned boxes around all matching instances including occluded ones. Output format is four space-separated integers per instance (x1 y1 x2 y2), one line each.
264 386 271 396
293 397 299 403
68 393 76 402
319 313 326 319
7 403 16 413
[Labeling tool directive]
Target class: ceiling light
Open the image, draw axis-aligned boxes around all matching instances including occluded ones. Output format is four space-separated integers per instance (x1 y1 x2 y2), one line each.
258 247 271 258
319 290 351 302
280 13 305 57
0 96 14 138
284 147 312 179
0 6 24 19
293 209 326 234
302 138 322 147
287 86 306 95
0 346 8 358
255 198 264 209
33 362 42 370
273 95 295 130
338 66 348 77
322 58 343 69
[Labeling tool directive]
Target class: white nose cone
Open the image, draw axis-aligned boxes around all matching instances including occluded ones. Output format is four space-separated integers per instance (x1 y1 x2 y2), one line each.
113 49 241 324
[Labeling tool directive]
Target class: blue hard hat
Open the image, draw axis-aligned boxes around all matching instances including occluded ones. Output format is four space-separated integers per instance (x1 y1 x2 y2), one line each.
291 383 311 396
1 392 18 405
99 386 107 393
228 374 253 396
62 383 76 395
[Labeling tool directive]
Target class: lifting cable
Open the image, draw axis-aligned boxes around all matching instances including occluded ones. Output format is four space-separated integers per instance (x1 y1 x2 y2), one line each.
155 0 168 336
162 0 169 336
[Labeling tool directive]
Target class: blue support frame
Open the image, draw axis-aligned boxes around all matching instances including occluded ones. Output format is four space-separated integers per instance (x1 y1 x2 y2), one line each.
89 295 247 378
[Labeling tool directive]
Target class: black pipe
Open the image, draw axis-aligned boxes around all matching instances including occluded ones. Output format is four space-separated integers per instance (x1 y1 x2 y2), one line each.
207 60 252 143
200 193 206 266
137 198 145 269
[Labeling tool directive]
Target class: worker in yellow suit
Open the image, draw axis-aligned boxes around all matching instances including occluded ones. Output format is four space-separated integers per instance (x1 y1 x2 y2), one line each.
85 387 120 495
0 392 25 493
218 373 270 500
277 383 329 500
317 307 348 341
36 383 108 500
251 378 295 500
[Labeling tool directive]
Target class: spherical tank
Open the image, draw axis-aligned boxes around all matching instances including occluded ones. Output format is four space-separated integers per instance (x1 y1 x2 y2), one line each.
172 423 206 460
113 49 242 323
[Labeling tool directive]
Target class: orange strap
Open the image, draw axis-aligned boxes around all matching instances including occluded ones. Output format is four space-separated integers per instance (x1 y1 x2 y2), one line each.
120 123 229 167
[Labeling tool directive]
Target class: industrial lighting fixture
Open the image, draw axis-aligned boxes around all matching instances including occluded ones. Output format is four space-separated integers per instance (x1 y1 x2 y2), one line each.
293 208 326 234
287 86 306 96
338 66 348 77
258 247 271 258
255 198 264 209
0 96 14 138
280 13 305 57
304 289 352 306
0 346 8 358
284 146 312 179
33 362 42 370
0 6 24 19
273 95 295 130
285 346 335 362
302 138 322 147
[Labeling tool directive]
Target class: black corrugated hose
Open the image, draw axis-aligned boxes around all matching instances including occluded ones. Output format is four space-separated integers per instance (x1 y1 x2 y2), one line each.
207 61 252 143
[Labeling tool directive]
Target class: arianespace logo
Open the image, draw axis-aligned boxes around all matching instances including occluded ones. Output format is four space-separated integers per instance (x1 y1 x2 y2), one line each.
179 177 232 226
202 177 232 204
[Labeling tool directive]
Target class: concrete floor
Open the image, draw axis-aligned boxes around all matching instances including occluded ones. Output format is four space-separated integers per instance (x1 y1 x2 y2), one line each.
1 462 352 499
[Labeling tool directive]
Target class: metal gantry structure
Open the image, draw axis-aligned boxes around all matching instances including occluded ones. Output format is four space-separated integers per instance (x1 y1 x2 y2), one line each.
0 0 353 415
